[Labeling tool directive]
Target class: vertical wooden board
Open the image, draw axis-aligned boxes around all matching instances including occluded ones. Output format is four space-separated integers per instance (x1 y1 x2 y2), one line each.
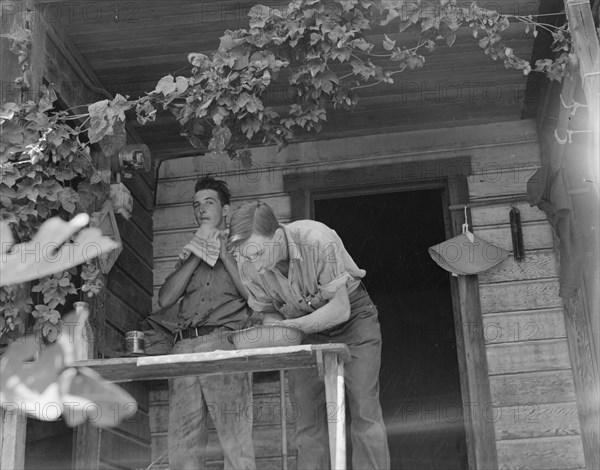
482 309 566 344
479 279 562 313
473 222 554 251
478 249 558 283
496 436 585 469
471 202 546 227
490 370 577 406
493 402 581 440
487 339 571 375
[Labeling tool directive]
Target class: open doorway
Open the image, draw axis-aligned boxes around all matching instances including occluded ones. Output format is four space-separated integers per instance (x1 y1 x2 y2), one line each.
314 188 468 470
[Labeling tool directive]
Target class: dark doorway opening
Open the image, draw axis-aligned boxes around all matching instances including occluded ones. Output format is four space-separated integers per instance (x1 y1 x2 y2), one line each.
314 188 468 470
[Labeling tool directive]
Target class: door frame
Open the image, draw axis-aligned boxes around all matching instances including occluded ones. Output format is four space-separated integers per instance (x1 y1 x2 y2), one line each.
284 157 498 470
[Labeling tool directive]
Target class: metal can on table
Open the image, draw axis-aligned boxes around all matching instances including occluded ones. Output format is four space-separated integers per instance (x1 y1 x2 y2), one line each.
124 331 145 354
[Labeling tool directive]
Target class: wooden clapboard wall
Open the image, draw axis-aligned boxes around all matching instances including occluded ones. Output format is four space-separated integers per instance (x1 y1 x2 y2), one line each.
22 11 154 470
470 167 586 468
152 119 585 469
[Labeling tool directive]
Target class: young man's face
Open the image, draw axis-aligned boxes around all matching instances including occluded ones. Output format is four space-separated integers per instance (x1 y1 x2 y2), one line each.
237 229 286 274
193 189 228 229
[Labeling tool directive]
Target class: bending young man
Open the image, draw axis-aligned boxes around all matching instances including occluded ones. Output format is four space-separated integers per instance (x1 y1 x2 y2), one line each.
228 201 390 470
158 177 256 470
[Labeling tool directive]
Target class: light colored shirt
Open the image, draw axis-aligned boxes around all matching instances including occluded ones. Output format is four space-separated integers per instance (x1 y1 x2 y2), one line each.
239 220 365 318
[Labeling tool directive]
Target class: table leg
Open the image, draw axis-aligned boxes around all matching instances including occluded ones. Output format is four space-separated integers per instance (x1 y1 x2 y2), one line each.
279 370 288 470
323 352 346 470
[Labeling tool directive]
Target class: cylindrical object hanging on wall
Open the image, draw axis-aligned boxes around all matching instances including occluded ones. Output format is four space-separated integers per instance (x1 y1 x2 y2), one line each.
509 206 525 262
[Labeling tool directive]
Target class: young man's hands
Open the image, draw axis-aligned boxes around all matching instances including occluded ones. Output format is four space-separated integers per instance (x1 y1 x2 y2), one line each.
181 226 222 266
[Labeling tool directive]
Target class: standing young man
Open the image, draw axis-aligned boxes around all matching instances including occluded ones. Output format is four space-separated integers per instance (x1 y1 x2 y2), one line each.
158 177 256 470
228 201 390 470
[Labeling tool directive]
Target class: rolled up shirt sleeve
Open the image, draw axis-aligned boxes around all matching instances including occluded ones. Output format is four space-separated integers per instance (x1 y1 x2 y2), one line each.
317 236 354 300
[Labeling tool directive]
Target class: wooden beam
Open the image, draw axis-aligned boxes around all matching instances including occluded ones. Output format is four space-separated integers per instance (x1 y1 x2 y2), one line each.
565 0 600 195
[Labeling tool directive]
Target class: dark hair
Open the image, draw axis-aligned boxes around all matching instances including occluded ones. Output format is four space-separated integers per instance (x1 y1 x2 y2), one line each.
228 201 281 248
194 176 231 206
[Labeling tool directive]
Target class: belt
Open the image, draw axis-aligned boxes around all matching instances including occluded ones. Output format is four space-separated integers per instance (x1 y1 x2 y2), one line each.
174 325 222 343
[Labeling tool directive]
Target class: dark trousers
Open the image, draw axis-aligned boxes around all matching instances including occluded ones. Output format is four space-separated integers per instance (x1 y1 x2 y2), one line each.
288 285 390 470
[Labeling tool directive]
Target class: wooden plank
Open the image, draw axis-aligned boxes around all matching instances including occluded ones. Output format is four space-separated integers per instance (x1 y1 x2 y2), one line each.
563 293 600 470
148 376 284 404
128 192 153 237
104 292 145 337
120 382 150 413
114 241 153 293
114 409 151 444
116 215 153 263
145 456 298 470
324 353 346 470
76 344 351 382
157 120 538 179
107 265 152 316
479 279 562 314
153 230 195 259
150 391 294 433
99 429 150 469
470 201 545 227
478 249 558 284
156 171 285 205
494 402 581 440
496 436 585 469
439 174 497 469
0 408 27 470
154 194 290 232
474 221 554 252
487 339 571 375
469 167 539 200
565 0 600 200
470 141 541 174
482 308 566 344
151 427 297 464
490 370 577 406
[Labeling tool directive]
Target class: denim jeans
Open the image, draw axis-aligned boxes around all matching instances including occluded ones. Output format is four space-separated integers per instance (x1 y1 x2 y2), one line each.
288 285 390 470
168 328 256 470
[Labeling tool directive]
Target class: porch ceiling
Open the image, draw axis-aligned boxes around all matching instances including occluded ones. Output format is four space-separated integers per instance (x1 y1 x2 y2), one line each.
50 0 548 160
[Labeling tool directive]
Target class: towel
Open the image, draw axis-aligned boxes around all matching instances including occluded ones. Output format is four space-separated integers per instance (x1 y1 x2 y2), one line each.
179 229 228 267
527 166 585 298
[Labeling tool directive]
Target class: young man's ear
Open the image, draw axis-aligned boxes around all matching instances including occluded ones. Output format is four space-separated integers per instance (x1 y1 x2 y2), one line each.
222 204 231 221
274 227 285 242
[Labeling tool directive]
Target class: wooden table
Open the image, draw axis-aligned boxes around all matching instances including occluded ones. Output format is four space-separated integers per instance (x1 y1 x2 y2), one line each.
79 343 351 470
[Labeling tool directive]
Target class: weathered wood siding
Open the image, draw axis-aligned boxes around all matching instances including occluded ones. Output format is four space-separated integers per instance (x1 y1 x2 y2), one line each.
469 140 586 469
152 119 586 468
